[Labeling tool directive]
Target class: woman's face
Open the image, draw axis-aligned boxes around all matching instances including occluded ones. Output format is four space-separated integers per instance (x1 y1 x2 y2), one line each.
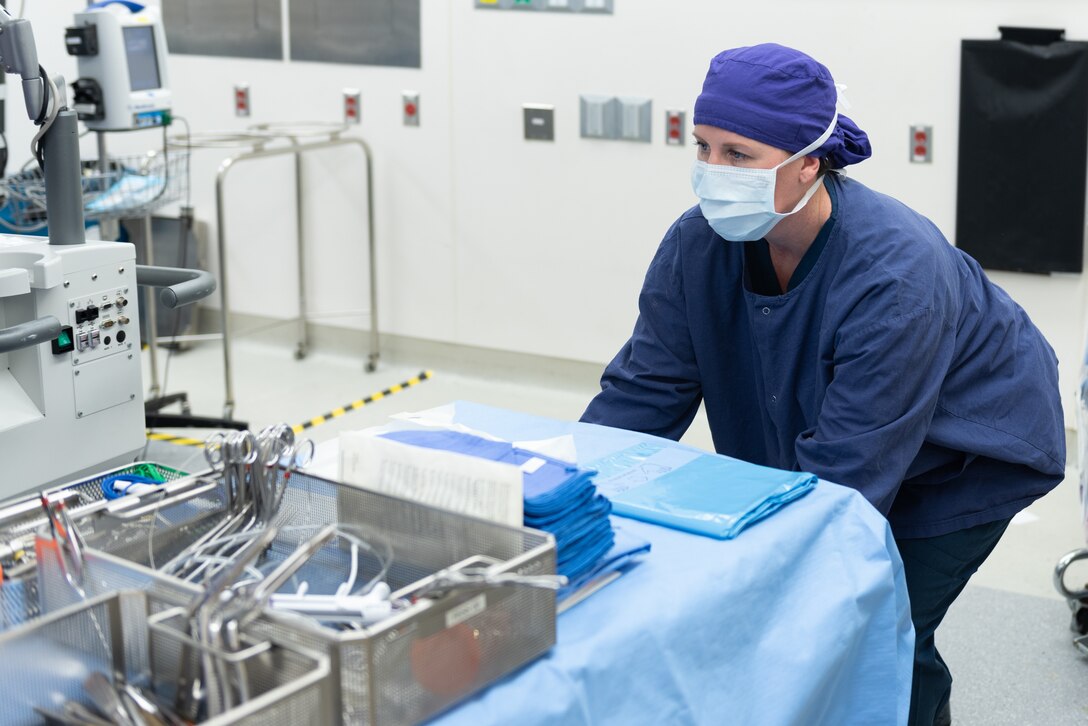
692 124 821 215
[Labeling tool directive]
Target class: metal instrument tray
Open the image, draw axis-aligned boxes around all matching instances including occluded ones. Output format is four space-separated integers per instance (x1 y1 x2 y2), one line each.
78 467 558 725
0 583 333 725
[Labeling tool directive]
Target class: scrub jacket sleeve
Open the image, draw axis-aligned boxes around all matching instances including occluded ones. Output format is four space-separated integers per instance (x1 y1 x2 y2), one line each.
582 226 703 440
795 304 954 514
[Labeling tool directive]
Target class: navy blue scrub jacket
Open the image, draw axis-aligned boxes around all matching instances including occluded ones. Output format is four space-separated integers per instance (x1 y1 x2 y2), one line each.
582 174 1066 538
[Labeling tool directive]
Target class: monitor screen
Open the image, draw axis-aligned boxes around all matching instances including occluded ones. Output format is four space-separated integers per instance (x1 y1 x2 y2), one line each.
123 26 161 92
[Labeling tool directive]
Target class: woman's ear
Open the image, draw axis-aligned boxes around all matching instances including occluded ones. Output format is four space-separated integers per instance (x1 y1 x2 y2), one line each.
799 155 822 183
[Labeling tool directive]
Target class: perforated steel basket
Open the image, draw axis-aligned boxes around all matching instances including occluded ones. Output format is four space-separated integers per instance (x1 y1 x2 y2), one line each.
0 573 38 631
0 576 333 725
0 462 189 568
84 468 558 725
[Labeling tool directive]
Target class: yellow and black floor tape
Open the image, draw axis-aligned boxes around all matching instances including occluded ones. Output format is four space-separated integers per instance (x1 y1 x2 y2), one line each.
147 370 433 447
146 432 205 447
291 370 433 434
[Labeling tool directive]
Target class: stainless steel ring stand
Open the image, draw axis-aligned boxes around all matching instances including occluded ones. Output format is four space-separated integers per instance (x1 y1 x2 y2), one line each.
180 125 379 420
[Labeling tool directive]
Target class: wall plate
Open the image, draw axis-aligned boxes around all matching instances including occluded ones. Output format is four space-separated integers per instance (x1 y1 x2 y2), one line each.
234 84 250 117
580 95 617 139
523 104 555 141
579 0 614 13
910 124 932 163
665 109 686 146
403 91 420 126
344 89 362 125
617 97 651 142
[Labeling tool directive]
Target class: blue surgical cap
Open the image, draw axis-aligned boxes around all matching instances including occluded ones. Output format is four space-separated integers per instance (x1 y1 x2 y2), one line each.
693 44 872 168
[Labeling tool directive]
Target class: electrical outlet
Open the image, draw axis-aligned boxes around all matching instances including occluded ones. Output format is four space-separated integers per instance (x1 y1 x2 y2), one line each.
910 125 932 163
234 85 250 117
403 91 420 127
665 109 686 146
344 89 361 125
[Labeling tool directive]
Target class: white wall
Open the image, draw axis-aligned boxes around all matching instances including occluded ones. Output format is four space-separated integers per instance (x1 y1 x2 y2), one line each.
11 0 1088 426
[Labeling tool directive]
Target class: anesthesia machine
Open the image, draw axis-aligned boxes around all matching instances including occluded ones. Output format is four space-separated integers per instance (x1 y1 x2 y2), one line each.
0 6 211 500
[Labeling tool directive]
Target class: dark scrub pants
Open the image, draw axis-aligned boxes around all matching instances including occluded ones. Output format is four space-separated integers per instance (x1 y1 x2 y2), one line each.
897 517 1012 726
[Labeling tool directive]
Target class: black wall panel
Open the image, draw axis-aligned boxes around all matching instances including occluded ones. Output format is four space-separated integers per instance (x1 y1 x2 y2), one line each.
957 38 1088 274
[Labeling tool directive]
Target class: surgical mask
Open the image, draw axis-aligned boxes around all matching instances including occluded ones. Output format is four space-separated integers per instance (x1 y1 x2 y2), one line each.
691 113 838 242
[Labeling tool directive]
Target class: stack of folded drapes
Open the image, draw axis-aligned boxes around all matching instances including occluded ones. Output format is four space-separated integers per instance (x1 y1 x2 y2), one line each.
380 429 615 583
595 448 819 539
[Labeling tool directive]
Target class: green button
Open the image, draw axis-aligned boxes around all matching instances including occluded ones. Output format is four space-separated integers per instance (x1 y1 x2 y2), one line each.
58 330 71 346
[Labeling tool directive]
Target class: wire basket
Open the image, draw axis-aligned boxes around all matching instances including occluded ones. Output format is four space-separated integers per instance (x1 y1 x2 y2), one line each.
0 573 38 631
0 150 189 228
0 585 334 725
0 462 189 563
82 467 558 726
0 463 191 639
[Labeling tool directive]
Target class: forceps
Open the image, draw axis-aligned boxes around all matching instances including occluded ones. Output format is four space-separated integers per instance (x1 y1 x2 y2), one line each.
263 439 315 522
204 430 258 513
252 426 291 522
40 495 86 592
282 437 315 481
249 425 314 523
172 426 314 586
177 527 279 718
200 525 335 716
160 434 258 583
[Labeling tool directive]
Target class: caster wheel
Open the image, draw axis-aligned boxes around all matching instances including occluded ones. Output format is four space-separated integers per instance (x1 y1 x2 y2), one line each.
1074 603 1088 635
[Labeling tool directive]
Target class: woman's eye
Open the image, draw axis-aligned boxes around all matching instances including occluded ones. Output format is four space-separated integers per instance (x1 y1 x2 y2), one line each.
728 150 748 161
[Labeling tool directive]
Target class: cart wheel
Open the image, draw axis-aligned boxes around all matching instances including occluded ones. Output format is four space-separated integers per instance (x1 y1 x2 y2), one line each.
1075 603 1088 635
1054 549 1088 600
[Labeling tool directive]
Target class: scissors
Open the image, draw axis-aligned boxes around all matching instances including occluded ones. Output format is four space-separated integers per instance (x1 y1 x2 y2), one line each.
251 425 313 519
204 430 259 470
267 437 315 521
205 431 258 513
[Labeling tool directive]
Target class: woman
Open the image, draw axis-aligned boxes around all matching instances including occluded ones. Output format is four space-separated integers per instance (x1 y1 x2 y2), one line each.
581 43 1065 726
